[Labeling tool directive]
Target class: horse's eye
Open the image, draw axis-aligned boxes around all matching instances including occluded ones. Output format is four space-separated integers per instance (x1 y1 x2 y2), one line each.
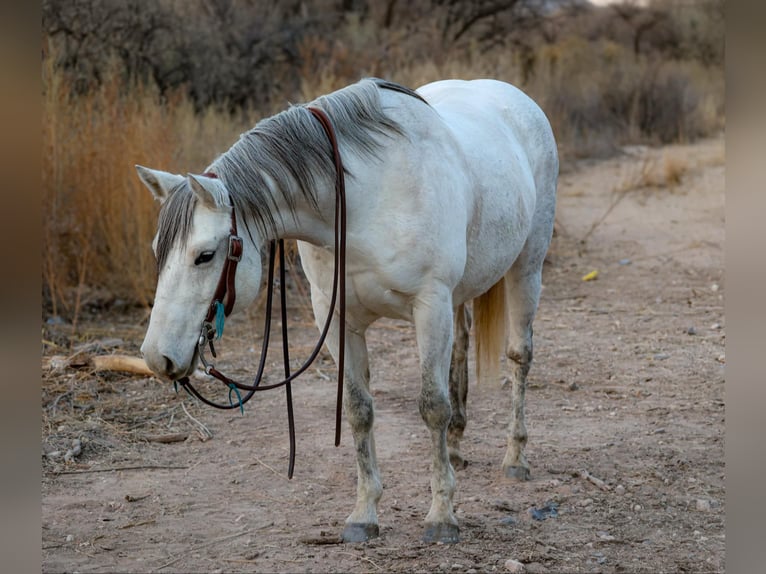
194 251 215 266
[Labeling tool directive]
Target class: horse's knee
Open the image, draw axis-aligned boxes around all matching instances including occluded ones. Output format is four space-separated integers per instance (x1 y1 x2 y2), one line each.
419 387 452 430
344 384 374 433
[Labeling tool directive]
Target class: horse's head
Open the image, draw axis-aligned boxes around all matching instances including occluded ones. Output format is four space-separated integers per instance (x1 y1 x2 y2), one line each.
135 166 263 380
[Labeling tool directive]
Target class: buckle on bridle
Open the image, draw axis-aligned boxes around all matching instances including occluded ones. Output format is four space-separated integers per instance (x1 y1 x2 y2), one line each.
228 235 243 262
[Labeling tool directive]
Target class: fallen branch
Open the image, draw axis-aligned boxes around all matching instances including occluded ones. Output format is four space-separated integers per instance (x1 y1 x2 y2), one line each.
91 355 154 376
578 469 611 491
54 464 189 475
299 535 343 545
141 433 188 444
43 354 155 377
119 519 156 530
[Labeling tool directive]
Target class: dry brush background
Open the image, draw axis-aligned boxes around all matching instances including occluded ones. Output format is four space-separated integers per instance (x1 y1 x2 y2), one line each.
42 0 724 321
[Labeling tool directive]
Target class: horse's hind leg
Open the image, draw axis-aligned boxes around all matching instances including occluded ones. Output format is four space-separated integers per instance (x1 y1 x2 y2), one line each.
414 286 459 544
501 261 543 481
447 303 471 470
309 286 381 543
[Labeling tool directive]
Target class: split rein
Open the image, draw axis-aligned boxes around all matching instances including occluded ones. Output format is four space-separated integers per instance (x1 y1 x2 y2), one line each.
174 107 347 479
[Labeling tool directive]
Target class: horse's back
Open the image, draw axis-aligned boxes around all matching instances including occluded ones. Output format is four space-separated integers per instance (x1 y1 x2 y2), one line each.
417 79 556 172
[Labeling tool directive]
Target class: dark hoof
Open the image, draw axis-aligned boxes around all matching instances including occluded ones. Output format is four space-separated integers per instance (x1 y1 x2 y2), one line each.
423 522 459 544
504 465 530 481
342 522 379 543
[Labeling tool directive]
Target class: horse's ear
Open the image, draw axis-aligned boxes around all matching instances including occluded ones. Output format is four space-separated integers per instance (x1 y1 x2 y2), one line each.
187 173 228 210
135 165 184 204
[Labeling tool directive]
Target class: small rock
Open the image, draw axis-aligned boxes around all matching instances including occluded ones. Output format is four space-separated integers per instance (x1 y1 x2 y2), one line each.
504 558 525 573
528 502 558 521
500 515 517 526
579 498 593 507
686 326 697 335
618 258 632 265
710 323 722 330
568 381 579 391
696 499 712 512
633 504 642 512
716 354 725 364
592 552 607 564
653 353 670 361
467 570 478 574
65 534 74 542
711 283 719 292
615 485 625 496
525 563 548 574
452 564 464 570
597 531 616 541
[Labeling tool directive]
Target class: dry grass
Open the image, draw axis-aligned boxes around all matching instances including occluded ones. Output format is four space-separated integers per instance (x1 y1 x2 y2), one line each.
661 153 688 188
42 52 253 323
42 11 724 317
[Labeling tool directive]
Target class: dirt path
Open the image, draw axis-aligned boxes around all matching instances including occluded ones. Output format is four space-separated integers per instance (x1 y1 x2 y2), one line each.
42 137 725 573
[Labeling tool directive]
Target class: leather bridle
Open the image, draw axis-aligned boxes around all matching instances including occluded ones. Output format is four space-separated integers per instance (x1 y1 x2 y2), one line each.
174 106 347 479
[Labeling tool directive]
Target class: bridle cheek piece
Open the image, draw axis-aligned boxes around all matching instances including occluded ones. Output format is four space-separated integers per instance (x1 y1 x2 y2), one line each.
175 107 347 480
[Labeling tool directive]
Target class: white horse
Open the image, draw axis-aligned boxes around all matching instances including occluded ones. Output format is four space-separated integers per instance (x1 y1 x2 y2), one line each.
136 78 558 544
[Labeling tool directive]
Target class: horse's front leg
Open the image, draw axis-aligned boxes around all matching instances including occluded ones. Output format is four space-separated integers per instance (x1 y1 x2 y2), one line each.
414 288 459 544
341 331 382 542
309 286 381 542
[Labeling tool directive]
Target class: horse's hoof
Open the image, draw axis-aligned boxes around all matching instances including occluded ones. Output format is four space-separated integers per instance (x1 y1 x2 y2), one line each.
342 522 379 543
504 465 530 481
423 522 459 544
449 451 468 470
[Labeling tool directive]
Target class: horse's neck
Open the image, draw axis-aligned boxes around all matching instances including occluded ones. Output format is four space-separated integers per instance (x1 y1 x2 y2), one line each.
259 169 341 249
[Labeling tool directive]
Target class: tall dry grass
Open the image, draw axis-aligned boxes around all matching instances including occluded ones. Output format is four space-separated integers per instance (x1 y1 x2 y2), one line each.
42 52 252 324
42 5 724 318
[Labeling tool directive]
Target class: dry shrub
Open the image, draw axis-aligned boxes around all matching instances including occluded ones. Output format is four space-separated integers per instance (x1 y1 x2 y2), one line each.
42 0 725 314
525 37 724 157
662 153 687 188
42 50 250 321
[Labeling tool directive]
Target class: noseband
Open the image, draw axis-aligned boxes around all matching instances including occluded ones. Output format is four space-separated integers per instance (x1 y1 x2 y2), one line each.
175 106 347 479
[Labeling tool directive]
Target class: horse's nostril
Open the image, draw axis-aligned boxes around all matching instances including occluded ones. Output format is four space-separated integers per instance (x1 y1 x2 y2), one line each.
162 355 176 377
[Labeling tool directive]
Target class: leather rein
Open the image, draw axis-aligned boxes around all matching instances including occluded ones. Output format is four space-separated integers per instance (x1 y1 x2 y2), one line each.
175 106 347 479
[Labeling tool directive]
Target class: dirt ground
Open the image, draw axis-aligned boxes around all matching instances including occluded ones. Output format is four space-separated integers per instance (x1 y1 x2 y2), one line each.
42 136 725 574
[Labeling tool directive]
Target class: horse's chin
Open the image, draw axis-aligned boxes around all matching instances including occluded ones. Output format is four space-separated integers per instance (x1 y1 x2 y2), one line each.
171 346 200 381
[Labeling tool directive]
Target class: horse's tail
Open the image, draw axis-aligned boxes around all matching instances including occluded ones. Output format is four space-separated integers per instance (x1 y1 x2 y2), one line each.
473 276 506 384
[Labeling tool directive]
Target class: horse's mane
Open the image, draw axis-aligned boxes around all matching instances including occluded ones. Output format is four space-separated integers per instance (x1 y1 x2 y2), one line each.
155 78 427 271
